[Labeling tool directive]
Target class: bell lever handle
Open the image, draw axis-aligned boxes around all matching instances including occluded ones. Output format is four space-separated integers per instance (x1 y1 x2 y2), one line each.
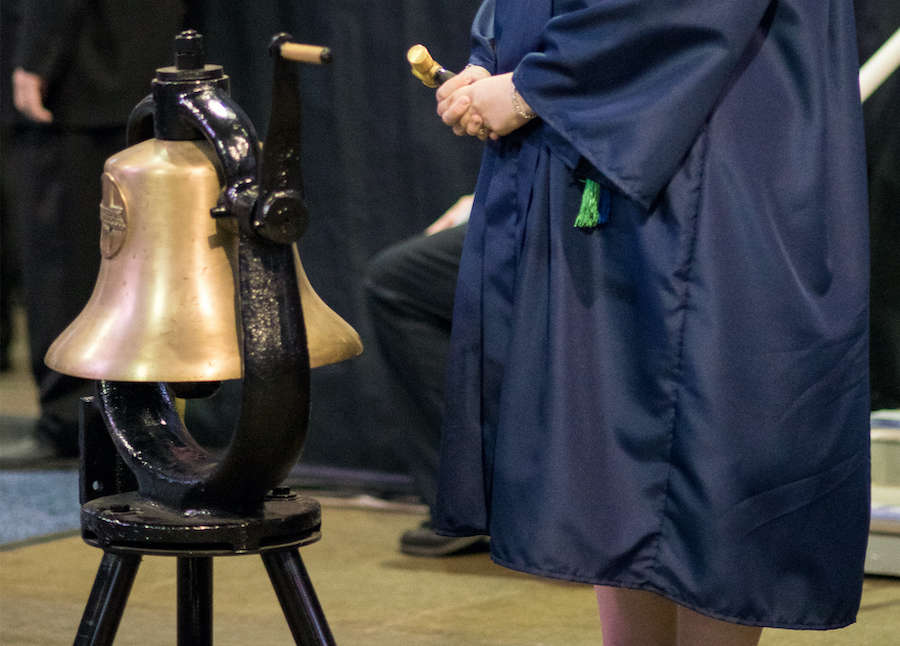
251 34 331 245
280 42 333 65
253 33 307 244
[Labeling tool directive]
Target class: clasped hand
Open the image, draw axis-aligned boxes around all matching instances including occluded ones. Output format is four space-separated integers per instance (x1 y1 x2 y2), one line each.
436 68 534 141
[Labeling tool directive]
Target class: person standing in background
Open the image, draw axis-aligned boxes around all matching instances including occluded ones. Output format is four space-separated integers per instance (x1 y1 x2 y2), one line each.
0 0 24 374
8 0 186 459
365 196 487 556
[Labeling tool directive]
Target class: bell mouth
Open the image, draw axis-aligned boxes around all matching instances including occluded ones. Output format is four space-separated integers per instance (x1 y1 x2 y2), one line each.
168 381 223 400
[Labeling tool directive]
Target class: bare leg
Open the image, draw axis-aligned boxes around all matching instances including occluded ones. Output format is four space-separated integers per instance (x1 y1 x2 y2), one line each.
595 586 763 646
595 586 676 646
675 604 762 646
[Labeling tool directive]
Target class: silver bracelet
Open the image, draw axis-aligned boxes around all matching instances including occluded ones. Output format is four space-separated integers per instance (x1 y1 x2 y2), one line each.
511 84 536 120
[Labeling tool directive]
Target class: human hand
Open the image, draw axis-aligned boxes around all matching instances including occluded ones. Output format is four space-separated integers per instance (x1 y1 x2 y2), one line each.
425 194 473 235
13 68 53 123
435 65 493 140
436 65 491 102
438 72 534 141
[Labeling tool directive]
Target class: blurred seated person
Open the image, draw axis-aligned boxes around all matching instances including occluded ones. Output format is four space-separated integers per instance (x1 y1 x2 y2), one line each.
364 194 488 556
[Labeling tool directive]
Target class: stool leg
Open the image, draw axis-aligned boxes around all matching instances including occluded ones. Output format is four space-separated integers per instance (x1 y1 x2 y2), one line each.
262 549 336 646
177 557 213 646
73 552 142 646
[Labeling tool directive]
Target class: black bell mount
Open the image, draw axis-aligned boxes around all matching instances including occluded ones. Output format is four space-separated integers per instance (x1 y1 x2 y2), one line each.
72 31 339 646
93 30 324 515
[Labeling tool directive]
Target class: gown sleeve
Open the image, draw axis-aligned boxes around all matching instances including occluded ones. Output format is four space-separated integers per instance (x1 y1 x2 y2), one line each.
469 0 497 73
512 0 774 209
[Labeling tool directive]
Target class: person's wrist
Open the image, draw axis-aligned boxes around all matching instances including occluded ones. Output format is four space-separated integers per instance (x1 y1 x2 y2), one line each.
511 83 536 121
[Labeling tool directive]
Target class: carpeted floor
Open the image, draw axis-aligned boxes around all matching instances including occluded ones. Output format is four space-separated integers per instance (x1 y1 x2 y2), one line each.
2 503 900 646
0 470 80 546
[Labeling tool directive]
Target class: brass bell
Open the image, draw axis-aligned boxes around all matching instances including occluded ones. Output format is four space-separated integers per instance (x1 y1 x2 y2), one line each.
45 136 362 382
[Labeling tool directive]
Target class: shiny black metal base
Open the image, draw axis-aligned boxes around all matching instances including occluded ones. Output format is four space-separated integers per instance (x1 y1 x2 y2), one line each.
73 491 335 646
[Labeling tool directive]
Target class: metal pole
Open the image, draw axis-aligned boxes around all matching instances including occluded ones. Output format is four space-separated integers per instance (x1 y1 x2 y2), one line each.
177 556 214 646
860 25 900 102
73 552 142 646
262 549 336 645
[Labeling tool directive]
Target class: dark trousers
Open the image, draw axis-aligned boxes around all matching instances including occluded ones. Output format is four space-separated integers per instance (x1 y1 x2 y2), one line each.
1 125 19 371
363 224 466 509
9 125 126 455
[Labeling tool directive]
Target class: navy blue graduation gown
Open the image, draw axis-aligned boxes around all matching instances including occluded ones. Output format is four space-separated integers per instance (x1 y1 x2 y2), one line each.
434 0 871 630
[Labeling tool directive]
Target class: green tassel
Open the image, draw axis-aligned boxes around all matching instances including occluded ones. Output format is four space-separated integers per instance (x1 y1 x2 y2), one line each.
575 179 601 228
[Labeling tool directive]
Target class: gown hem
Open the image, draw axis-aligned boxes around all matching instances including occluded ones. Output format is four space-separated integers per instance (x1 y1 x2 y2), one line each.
487 552 858 631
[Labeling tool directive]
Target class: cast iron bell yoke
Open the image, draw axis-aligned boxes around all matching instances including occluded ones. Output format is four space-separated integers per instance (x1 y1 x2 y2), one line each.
121 30 312 514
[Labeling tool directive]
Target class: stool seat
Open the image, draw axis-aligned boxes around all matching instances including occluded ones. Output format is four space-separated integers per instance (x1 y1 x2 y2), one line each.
74 489 335 646
82 490 322 556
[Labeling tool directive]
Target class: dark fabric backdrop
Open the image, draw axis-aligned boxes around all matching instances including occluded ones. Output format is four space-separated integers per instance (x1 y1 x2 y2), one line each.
194 1 485 472
855 0 900 410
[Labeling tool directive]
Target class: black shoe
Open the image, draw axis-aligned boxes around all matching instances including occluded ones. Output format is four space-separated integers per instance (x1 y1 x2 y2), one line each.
399 520 490 557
